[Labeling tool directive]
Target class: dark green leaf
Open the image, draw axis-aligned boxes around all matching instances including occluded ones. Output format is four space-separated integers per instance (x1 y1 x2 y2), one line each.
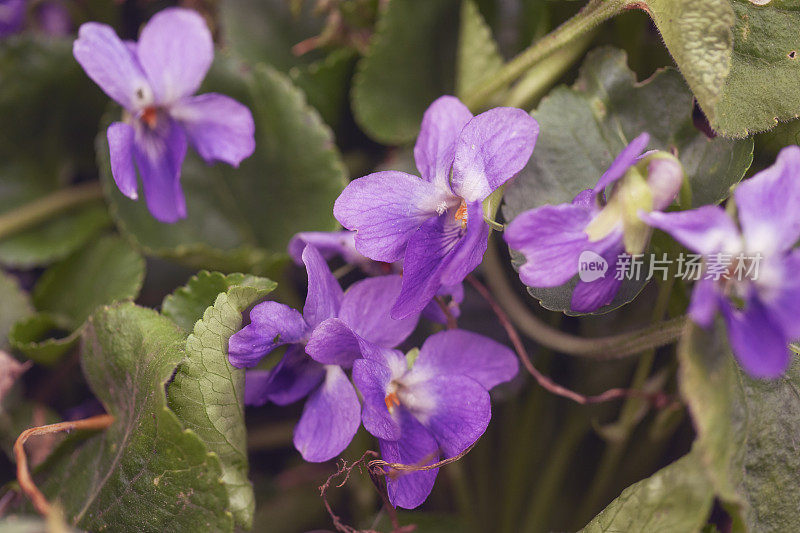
0 205 111 269
33 235 144 329
102 56 346 274
456 0 503 99
219 0 323 71
31 303 233 532
642 0 800 137
502 47 753 314
9 236 145 365
678 321 800 529
0 37 108 267
165 271 276 528
351 0 460 144
0 272 33 350
290 49 357 129
582 450 714 532
9 313 77 366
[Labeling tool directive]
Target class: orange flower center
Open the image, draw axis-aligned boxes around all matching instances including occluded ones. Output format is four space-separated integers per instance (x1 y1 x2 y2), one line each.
384 391 401 412
141 106 159 129
454 201 468 229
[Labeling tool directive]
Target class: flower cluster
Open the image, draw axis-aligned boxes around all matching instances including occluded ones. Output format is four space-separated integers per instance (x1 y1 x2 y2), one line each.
224 92 800 510
229 243 518 507
72 7 799 513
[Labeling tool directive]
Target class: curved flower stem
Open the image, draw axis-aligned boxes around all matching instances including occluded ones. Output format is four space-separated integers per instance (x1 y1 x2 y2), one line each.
15 414 114 517
0 182 104 241
462 0 636 110
482 241 686 359
467 274 671 406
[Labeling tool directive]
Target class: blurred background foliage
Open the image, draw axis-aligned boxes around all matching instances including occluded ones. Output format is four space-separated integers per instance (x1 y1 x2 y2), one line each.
0 0 798 531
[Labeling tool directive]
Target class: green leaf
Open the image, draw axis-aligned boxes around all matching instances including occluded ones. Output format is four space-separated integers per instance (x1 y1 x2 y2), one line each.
31 303 233 532
33 235 144 328
502 47 753 314
219 0 323 71
456 0 503 99
0 271 33 350
9 236 145 365
642 0 800 137
678 320 800 529
9 313 78 366
290 49 357 130
0 205 110 269
352 0 460 144
164 272 276 528
582 450 714 532
102 55 346 274
0 37 108 267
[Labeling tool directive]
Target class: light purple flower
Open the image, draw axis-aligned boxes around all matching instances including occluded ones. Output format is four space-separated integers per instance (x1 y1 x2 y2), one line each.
229 245 419 462
643 146 800 378
352 330 518 509
0 0 25 37
505 133 683 313
335 96 538 319
73 8 255 222
288 230 464 325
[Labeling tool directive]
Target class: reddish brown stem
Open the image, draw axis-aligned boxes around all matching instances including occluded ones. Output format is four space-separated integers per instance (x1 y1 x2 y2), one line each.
15 414 114 517
433 296 458 330
466 275 671 407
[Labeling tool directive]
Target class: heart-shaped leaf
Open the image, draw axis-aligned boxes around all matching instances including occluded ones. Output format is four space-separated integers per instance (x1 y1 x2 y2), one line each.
678 321 800 529
164 271 277 528
582 450 714 532
641 0 800 137
29 303 234 532
9 235 145 365
456 0 503 99
502 47 753 314
351 0 460 144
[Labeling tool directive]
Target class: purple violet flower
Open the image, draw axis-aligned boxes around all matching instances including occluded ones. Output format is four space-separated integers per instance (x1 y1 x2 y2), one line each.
352 330 518 509
504 133 683 313
0 0 25 37
288 230 464 325
228 245 420 462
643 146 800 378
73 8 256 223
334 96 538 319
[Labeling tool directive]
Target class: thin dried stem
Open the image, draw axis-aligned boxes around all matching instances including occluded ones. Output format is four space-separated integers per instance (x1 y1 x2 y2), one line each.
433 296 458 330
467 275 671 407
368 440 478 474
15 414 114 517
319 451 382 533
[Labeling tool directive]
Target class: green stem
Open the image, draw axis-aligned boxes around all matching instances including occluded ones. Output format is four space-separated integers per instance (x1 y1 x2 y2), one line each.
483 241 686 359
522 409 589 532
504 30 596 109
0 182 104 241
463 0 634 110
577 269 676 522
